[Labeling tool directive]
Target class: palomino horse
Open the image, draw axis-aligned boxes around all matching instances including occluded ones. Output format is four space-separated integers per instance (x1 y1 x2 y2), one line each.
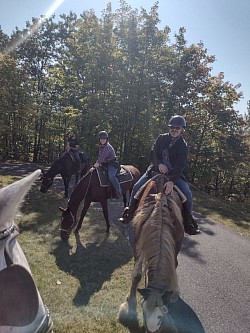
0 170 53 333
40 152 89 198
118 173 185 333
59 165 140 242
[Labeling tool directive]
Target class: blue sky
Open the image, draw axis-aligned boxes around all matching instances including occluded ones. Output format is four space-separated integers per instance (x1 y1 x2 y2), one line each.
0 0 249 116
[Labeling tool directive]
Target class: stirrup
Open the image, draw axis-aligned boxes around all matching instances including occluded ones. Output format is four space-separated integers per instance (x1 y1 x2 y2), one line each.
187 224 200 235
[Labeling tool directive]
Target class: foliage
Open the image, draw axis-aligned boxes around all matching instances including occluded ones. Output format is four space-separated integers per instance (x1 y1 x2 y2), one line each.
0 1 249 200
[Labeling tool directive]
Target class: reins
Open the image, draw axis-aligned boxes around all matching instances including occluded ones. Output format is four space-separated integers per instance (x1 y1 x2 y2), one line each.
0 224 18 240
60 169 94 235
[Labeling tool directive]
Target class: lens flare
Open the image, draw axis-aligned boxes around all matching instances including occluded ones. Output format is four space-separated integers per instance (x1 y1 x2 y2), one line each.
5 0 64 54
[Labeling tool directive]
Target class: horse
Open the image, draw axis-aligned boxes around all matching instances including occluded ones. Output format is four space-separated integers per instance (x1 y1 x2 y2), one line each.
40 151 89 198
59 165 140 242
118 173 185 333
0 169 53 333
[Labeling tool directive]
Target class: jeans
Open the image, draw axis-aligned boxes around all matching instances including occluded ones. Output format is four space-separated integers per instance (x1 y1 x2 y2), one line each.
129 172 149 206
108 164 122 194
72 151 80 172
129 172 193 215
175 178 193 215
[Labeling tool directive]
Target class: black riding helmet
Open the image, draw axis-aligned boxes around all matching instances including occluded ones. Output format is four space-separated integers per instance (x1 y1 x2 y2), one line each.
98 131 109 139
168 115 186 128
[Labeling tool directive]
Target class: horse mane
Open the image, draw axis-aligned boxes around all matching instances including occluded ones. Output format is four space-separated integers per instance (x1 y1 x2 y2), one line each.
133 178 183 303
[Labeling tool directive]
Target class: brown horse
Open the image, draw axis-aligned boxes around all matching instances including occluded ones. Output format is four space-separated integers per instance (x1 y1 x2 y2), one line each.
0 170 53 333
59 165 140 242
40 152 89 198
118 173 185 333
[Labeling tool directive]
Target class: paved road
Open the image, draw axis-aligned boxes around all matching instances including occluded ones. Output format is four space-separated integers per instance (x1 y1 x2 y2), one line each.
1 162 250 333
109 200 250 333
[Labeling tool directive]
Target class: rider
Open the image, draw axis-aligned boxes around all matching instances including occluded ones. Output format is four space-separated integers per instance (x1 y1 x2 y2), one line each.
119 115 200 235
93 131 122 199
66 131 80 174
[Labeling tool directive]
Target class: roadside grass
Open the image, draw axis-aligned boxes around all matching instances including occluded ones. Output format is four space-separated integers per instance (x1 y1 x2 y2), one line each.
0 174 142 332
192 186 250 238
0 173 249 332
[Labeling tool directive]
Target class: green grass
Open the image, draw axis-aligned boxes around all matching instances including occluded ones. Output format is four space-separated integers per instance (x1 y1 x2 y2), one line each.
192 186 250 238
0 173 249 332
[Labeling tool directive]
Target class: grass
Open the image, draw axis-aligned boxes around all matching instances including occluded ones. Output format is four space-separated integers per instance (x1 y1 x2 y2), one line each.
192 185 250 238
0 173 249 332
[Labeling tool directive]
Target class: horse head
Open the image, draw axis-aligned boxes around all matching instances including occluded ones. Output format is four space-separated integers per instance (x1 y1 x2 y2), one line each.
0 169 53 332
137 287 179 333
40 171 53 193
58 207 77 242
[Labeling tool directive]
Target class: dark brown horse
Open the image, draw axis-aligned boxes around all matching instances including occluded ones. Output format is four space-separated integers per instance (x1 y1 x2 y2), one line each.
40 152 89 198
118 173 185 333
59 165 140 242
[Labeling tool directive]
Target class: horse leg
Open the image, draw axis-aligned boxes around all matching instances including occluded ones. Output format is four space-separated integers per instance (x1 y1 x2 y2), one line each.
75 173 79 187
63 176 71 198
100 200 110 233
118 257 142 329
75 197 92 233
122 192 127 207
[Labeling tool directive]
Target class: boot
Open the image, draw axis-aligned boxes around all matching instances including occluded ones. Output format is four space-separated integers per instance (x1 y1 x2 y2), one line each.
182 204 200 235
118 198 138 224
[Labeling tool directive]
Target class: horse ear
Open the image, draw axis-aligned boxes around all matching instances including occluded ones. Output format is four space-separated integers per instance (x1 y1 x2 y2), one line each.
58 206 66 212
0 169 41 230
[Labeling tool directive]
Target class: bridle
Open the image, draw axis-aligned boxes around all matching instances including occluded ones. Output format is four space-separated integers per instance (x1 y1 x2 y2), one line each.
59 169 93 235
41 176 53 189
59 209 78 235
0 224 18 240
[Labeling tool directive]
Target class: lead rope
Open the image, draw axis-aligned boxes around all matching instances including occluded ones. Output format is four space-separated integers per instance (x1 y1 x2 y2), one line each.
71 169 93 233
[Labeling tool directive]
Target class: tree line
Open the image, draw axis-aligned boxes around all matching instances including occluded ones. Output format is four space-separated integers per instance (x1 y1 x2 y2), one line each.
0 1 249 201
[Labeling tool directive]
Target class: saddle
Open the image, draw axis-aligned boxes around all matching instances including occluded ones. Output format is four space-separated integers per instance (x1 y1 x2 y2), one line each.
96 165 133 187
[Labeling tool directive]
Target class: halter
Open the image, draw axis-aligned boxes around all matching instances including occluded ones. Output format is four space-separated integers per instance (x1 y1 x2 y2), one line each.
0 224 18 240
59 209 78 235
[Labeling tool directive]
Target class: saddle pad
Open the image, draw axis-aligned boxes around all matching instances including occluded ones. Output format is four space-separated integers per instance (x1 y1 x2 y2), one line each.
0 264 39 326
134 174 187 203
96 165 133 187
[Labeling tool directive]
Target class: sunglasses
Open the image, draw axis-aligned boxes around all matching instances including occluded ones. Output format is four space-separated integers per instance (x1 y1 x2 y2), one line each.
169 126 182 130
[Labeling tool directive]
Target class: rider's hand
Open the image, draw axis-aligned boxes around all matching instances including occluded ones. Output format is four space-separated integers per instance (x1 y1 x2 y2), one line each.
164 181 174 195
94 162 100 168
158 163 168 174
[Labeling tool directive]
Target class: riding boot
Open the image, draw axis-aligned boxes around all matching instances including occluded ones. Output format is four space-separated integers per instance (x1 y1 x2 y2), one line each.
182 204 200 235
118 198 138 224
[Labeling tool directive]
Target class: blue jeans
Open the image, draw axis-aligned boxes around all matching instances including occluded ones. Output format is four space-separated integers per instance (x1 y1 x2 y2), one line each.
72 151 80 172
129 172 149 205
175 178 193 215
129 172 193 215
108 164 122 194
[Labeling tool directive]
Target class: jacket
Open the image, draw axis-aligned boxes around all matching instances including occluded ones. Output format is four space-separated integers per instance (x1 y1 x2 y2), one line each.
147 133 188 183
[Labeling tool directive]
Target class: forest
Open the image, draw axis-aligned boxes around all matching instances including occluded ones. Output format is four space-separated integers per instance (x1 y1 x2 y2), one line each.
0 1 249 201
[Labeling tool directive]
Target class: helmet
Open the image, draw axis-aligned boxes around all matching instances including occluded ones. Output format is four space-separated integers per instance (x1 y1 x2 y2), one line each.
98 131 108 139
168 115 186 128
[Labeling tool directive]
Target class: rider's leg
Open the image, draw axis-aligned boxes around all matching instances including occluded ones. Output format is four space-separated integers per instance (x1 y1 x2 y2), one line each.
108 164 122 197
119 172 149 223
74 151 81 173
175 178 200 234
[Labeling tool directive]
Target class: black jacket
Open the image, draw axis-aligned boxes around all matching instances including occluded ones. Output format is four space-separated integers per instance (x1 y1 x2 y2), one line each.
147 133 188 183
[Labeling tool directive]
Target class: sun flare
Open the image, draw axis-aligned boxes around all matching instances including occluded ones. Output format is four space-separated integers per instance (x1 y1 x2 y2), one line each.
5 0 65 54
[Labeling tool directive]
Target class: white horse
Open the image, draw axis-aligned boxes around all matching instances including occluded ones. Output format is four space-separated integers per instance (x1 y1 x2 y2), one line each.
0 170 53 333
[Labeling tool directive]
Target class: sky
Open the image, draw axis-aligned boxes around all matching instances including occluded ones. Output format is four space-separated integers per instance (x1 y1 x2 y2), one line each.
0 0 249 116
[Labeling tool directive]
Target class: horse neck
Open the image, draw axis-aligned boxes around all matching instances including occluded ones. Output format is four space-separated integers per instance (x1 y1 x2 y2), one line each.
46 159 62 178
67 172 92 216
